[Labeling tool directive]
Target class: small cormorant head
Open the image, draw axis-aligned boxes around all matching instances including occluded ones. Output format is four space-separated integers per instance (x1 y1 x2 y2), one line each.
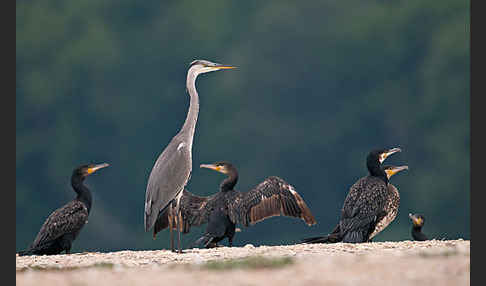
188 59 236 75
409 213 425 227
383 165 409 180
73 163 110 178
200 161 237 176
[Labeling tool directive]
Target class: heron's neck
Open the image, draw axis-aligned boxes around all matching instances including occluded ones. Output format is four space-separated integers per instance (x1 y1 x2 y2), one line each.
181 70 200 139
71 175 92 213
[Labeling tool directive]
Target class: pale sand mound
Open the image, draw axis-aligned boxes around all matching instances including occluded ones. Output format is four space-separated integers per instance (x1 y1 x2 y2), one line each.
16 239 470 286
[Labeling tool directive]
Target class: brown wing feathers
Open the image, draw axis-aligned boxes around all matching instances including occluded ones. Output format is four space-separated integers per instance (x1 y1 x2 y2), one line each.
232 176 316 226
286 184 317 226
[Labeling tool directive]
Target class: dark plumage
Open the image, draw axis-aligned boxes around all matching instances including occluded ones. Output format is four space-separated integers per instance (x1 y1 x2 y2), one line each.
18 163 109 256
301 148 407 244
153 161 316 250
409 213 428 241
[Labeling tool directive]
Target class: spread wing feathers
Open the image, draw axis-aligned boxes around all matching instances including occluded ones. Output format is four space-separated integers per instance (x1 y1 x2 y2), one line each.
31 200 89 248
227 176 317 227
339 176 389 243
180 190 214 229
152 189 212 238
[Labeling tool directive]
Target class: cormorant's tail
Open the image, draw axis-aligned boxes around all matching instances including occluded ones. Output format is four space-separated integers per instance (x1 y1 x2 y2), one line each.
301 233 342 244
18 248 35 256
190 234 213 248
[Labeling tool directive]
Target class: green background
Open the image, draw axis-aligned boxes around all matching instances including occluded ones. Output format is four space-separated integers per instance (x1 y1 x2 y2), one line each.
16 0 469 252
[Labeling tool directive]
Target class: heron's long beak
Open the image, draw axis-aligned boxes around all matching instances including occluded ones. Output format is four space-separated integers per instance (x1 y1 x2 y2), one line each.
379 147 402 164
214 65 237 70
200 163 222 172
87 163 110 174
385 165 408 179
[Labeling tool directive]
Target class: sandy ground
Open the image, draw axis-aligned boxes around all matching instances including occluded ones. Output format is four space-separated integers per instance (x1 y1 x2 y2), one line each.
16 239 469 286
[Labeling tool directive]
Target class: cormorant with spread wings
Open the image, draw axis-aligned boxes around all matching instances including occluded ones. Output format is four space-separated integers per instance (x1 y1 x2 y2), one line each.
152 161 316 250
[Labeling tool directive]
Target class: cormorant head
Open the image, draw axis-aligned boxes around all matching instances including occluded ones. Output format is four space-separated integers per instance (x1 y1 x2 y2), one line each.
188 59 236 75
200 161 237 176
367 147 402 165
409 213 425 227
366 147 401 179
200 161 238 191
383 165 409 180
73 163 110 179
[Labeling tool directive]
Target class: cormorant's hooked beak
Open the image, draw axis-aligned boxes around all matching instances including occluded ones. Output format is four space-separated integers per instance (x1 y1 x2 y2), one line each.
87 163 110 174
385 165 408 179
200 163 224 173
379 147 402 164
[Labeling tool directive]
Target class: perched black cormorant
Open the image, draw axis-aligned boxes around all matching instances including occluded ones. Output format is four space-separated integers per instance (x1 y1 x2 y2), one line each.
18 163 109 256
409 213 428 241
153 161 316 250
301 148 406 244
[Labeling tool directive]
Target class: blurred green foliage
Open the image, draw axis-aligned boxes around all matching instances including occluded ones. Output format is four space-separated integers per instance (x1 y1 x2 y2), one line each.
16 0 469 252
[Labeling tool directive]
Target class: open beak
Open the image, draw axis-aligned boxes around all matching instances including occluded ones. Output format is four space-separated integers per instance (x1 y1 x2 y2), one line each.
87 163 110 174
200 163 222 172
379 147 402 164
385 165 408 178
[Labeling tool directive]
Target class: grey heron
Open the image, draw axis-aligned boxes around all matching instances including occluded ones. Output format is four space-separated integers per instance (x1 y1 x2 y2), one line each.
144 59 235 253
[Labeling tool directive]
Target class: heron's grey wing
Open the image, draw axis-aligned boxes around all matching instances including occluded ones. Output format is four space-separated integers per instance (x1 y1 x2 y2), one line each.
152 200 173 238
32 201 89 248
227 176 317 227
144 136 192 231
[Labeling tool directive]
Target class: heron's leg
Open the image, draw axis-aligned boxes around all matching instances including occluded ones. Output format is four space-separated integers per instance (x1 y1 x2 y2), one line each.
228 236 233 247
177 211 183 254
168 214 175 252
